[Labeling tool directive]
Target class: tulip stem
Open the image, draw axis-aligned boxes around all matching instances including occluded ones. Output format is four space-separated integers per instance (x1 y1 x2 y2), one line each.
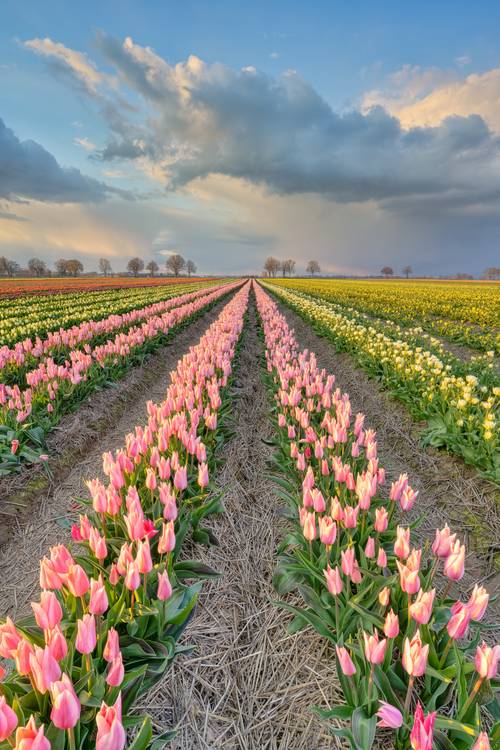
459 677 483 719
67 726 76 750
441 579 453 601
440 636 453 668
367 664 375 707
335 597 340 634
404 675 415 715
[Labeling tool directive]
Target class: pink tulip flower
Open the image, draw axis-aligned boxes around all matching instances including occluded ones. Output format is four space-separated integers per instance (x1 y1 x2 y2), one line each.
410 589 436 625
89 575 109 616
32 591 62 632
157 570 172 600
124 561 140 591
374 507 388 533
396 560 421 595
443 540 465 581
363 630 387 664
106 654 124 687
376 701 403 729
75 614 96 655
45 625 68 662
471 732 491 750
410 703 436 750
467 585 489 621
14 716 51 750
302 512 316 542
50 674 80 729
383 609 399 638
158 521 176 554
336 645 356 676
136 538 153 574
394 526 410 559
447 601 471 640
379 587 390 607
377 547 387 568
474 642 500 679
0 618 22 659
65 564 90 597
103 628 120 663
319 516 336 546
324 566 343 596
431 524 456 558
0 696 18 741
365 536 375 558
96 696 126 750
29 645 61 693
402 631 429 677
341 548 356 577
14 638 34 675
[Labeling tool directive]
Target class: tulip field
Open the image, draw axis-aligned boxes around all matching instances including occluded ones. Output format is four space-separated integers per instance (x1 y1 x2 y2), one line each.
0 278 498 749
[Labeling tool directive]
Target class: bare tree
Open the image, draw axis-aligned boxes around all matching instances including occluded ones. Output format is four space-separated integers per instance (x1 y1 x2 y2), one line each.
99 258 112 276
55 259 69 276
27 258 47 276
127 257 144 276
5 260 20 277
264 257 280 277
146 260 159 276
402 265 412 279
186 260 197 277
306 260 321 276
381 266 394 278
282 259 296 277
166 254 186 276
65 259 84 277
482 266 500 280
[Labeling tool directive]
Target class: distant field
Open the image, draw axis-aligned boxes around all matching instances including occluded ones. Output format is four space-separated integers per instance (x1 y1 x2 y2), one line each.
0 275 220 298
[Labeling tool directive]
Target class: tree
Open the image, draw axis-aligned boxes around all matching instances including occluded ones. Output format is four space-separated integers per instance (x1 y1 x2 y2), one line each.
99 258 112 276
264 257 280 277
146 260 159 276
0 257 9 276
282 259 296 277
402 265 412 279
65 259 84 277
55 259 69 276
306 260 321 276
127 257 144 276
166 254 186 276
381 266 394 278
186 260 197 277
27 258 47 276
482 266 500 280
4 260 20 277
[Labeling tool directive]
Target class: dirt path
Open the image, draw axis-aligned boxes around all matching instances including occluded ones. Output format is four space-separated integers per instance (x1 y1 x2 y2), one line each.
275 299 500 625
140 299 342 750
0 297 231 618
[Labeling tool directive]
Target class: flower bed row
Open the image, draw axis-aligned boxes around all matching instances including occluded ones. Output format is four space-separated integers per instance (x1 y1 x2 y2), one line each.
0 282 242 472
262 282 499 486
0 282 219 384
254 281 499 750
0 281 250 750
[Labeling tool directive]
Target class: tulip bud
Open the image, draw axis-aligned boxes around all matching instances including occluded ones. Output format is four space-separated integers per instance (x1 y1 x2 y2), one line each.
89 575 109 616
96 695 126 750
75 614 96 655
50 673 81 729
324 566 343 596
471 732 491 750
376 701 403 729
335 645 356 676
474 642 500 679
103 628 120 663
0 696 17 741
383 609 399 638
157 570 172 600
106 654 124 687
402 631 429 677
13 716 50 750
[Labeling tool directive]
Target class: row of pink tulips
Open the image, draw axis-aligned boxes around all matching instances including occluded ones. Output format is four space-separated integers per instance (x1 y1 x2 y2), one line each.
1 282 241 469
254 281 498 750
0 282 250 750
0 283 219 382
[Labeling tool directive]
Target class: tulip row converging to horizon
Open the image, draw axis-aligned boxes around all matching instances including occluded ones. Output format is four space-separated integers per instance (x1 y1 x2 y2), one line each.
0 280 239 472
0 281 250 749
254 281 498 750
262 281 499 485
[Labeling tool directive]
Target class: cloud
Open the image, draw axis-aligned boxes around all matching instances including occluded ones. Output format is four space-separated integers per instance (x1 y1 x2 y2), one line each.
24 37 106 95
74 136 96 151
363 65 500 132
269 52 279 59
455 55 471 67
0 118 122 203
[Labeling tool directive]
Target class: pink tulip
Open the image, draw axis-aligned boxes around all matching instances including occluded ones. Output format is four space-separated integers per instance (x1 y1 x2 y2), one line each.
402 631 429 677
376 701 403 729
198 462 209 488
330 497 344 522
145 468 157 491
302 512 316 542
365 536 375 558
29 645 61 693
324 566 343 596
447 601 471 640
103 628 120 663
96 695 126 750
45 625 68 662
116 543 134 575
319 516 336 545
341 548 355 577
158 521 176 554
431 524 456 558
11 439 19 455
136 539 153 574
467 585 489 621
343 505 358 529
106 654 124 687
363 630 387 664
471 732 491 750
374 507 388 533
14 716 51 750
0 617 22 658
89 576 109 615
383 609 399 638
443 540 465 581
474 642 500 679
157 570 172 600
379 586 390 607
394 526 410 559
75 614 96 655
377 547 387 568
351 561 362 584
32 592 62 631
410 703 435 750
14 638 35 675
124 561 140 591
109 564 120 586
396 560 420 595
0 696 18 741
50 545 73 574
410 589 435 625
50 674 80 729
336 645 356 676
173 465 188 491
65 564 90 597
39 557 63 590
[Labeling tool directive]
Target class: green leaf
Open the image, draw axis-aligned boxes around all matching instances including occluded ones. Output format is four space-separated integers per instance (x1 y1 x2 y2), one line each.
313 704 354 720
273 600 335 642
173 560 220 580
128 716 153 750
352 707 376 750
434 716 477 739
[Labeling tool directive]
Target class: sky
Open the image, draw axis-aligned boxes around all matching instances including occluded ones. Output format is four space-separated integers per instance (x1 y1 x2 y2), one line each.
1 1 500 276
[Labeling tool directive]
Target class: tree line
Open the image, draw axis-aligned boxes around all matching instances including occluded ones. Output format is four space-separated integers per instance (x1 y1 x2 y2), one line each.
0 253 198 278
263 257 321 277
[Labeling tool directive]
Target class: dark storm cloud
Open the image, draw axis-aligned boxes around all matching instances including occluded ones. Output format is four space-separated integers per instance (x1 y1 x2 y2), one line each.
0 118 129 203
